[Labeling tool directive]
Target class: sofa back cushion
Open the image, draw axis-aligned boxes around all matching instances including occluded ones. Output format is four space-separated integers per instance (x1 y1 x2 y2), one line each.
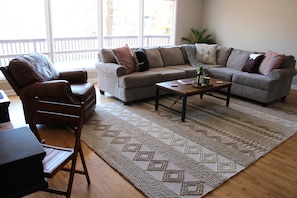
9 53 59 87
279 55 296 69
226 49 251 70
159 47 185 66
216 46 233 66
145 48 164 68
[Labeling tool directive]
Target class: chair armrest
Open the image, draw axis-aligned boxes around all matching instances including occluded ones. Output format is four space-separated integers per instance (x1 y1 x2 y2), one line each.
20 80 80 104
96 62 127 77
58 70 88 83
268 68 297 80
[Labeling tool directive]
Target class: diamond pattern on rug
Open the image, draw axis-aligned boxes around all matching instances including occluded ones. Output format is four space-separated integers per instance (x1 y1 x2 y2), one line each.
158 132 174 139
184 145 202 154
133 151 155 161
111 136 131 144
121 143 142 152
147 160 168 171
200 153 217 163
101 129 120 137
217 162 236 173
180 181 203 195
163 170 184 182
170 138 187 146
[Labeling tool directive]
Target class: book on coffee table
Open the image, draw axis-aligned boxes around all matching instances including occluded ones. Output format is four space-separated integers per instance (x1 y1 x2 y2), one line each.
177 78 194 85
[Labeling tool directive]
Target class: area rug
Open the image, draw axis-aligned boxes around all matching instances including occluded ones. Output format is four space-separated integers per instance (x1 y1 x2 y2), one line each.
81 95 297 198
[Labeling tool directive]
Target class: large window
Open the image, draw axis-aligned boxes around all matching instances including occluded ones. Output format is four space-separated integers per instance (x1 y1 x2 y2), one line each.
0 0 48 64
51 0 98 70
0 0 176 72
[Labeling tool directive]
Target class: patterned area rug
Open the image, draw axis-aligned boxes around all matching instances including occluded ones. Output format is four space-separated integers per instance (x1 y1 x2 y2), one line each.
81 95 297 198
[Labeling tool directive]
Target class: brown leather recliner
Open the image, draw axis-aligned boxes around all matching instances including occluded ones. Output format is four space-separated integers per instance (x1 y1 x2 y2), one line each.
1 53 96 125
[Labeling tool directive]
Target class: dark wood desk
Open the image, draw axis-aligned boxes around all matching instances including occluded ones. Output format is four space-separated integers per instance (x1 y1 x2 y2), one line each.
0 126 48 198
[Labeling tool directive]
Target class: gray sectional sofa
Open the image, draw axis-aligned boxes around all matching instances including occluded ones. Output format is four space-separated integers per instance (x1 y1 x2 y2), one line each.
96 44 297 105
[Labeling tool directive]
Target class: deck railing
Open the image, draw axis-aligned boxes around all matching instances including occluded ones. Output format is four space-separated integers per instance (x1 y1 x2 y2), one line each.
0 35 170 67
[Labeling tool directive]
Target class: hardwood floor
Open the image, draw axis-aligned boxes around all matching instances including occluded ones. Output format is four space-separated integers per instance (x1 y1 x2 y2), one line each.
6 87 297 198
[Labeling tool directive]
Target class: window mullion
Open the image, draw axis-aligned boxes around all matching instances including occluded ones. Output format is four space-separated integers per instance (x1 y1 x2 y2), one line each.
97 0 103 49
44 0 54 62
139 0 144 47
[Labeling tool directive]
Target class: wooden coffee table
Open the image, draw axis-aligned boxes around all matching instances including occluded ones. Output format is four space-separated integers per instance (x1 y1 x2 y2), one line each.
155 78 232 122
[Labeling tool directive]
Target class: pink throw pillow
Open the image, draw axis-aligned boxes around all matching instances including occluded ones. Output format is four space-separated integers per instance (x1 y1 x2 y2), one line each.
112 44 136 74
258 50 284 76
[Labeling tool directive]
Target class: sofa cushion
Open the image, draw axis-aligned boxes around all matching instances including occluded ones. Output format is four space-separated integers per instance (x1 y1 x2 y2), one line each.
226 49 251 70
195 43 218 64
216 46 233 66
208 67 241 82
9 53 59 87
232 72 276 91
179 44 189 63
242 54 264 73
99 49 117 63
168 65 197 78
145 48 164 68
112 44 136 74
258 50 285 76
133 48 149 72
150 67 187 81
119 70 162 88
159 47 185 66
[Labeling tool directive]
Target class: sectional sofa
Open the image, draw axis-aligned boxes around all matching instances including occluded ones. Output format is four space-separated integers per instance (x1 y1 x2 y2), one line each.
96 44 297 105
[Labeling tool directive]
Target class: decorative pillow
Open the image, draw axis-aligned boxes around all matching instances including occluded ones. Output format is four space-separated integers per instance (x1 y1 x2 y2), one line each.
99 49 117 63
134 48 149 72
195 43 218 64
183 44 200 67
159 47 185 66
112 44 136 74
144 48 164 68
258 50 285 76
242 53 264 73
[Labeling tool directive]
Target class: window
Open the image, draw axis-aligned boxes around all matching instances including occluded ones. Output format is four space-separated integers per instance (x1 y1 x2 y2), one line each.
143 0 173 47
51 0 98 70
0 0 176 73
102 0 139 48
102 0 174 48
0 0 47 65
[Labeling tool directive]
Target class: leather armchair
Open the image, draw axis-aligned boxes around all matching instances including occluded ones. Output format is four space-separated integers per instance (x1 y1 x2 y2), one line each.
1 53 96 125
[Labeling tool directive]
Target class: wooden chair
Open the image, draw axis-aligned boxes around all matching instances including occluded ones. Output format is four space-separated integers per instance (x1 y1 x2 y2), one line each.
29 97 91 198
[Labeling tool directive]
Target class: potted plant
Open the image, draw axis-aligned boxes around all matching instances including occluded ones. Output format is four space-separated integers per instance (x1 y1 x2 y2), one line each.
181 28 216 44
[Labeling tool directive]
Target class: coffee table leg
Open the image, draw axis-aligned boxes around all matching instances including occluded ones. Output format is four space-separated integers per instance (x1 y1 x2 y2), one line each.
182 96 187 122
155 87 159 110
226 85 231 107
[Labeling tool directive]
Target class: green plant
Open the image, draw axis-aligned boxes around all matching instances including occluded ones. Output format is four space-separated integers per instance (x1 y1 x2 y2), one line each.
181 28 216 44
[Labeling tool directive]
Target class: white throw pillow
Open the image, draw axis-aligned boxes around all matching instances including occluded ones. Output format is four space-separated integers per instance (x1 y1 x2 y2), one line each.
195 43 218 64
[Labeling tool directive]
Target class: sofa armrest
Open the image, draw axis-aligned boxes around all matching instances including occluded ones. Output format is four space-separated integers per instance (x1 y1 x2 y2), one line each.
20 80 80 104
268 68 297 80
96 62 127 77
59 70 88 83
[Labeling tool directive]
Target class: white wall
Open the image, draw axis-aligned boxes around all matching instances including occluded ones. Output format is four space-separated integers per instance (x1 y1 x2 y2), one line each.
202 0 297 86
175 0 203 45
